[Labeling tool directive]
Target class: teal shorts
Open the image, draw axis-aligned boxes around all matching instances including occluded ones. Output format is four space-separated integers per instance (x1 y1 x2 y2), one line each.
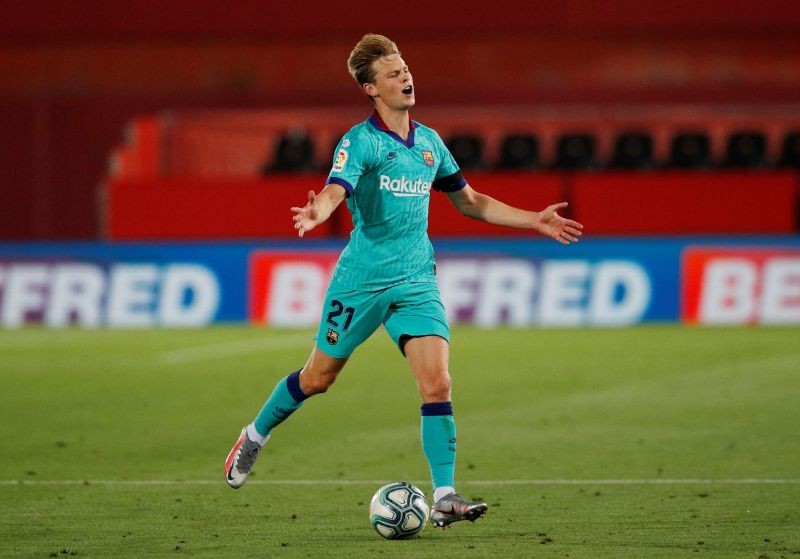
315 279 450 358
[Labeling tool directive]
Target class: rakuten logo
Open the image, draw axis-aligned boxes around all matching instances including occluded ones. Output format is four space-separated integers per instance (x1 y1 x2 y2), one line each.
682 249 800 325
379 175 431 197
0 263 220 328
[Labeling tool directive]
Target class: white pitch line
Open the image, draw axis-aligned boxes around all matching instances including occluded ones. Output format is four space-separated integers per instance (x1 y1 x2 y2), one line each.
158 334 312 365
2 479 799 487
466 479 800 485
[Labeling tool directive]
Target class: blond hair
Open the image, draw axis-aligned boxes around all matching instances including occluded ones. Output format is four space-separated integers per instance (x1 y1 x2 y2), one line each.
347 34 400 86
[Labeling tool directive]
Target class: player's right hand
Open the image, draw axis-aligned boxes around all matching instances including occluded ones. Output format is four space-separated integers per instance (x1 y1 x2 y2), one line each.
291 190 320 238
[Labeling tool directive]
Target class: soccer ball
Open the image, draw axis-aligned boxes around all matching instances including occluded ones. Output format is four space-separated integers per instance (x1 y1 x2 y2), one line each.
368 482 430 540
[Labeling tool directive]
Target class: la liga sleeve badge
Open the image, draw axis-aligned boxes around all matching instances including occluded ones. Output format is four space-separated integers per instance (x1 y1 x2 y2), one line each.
332 149 348 172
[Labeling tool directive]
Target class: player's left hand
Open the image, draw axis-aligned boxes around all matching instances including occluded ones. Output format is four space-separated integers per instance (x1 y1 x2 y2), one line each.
536 202 583 245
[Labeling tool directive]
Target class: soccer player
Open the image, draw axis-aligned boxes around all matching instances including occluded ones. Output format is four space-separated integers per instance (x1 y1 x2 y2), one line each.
225 34 583 529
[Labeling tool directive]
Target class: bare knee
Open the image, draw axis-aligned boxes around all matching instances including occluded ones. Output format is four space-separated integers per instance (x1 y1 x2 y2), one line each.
300 369 338 395
299 348 347 395
418 370 452 402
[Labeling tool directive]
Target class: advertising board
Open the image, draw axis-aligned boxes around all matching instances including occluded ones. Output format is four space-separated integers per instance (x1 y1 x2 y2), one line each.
2 238 798 328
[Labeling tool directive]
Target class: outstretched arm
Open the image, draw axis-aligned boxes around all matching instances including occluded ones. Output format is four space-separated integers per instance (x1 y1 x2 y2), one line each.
291 183 347 238
446 184 583 245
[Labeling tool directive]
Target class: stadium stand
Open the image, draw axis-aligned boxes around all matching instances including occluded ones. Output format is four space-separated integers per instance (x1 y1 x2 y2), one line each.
609 132 655 170
496 134 540 170
668 133 713 169
101 105 800 240
779 131 800 168
104 107 800 176
445 135 486 170
3 1 800 240
723 132 769 169
266 129 317 173
554 134 598 170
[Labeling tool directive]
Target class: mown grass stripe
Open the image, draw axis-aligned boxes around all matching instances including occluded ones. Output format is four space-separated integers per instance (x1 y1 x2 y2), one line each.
3 478 798 486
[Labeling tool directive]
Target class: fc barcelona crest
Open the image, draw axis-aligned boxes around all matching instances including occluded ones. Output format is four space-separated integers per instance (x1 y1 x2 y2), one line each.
421 150 435 167
326 329 339 345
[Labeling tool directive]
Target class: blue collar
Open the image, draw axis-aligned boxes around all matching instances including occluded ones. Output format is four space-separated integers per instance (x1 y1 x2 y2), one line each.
368 111 416 148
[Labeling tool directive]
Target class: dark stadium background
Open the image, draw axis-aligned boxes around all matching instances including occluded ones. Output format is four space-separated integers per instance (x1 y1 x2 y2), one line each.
2 0 799 241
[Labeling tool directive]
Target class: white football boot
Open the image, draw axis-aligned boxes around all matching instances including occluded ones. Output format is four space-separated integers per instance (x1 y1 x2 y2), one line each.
224 426 267 489
430 493 488 528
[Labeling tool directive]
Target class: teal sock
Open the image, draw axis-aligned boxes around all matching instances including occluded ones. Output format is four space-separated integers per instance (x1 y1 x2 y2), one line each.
421 401 456 492
253 370 309 437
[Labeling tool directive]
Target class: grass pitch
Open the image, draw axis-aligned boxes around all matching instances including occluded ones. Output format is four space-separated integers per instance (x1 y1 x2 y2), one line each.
1 325 799 558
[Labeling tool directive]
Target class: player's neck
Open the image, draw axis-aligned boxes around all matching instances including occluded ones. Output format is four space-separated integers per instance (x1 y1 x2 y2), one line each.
374 106 411 140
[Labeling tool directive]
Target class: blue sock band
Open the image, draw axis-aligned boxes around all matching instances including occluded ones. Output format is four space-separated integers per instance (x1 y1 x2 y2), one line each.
421 401 453 416
253 369 308 436
420 401 456 491
286 370 309 402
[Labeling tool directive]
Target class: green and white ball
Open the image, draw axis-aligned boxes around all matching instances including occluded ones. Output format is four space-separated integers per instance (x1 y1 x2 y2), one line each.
368 482 430 540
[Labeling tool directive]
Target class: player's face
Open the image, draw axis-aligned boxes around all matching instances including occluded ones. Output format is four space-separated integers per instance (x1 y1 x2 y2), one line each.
366 54 415 110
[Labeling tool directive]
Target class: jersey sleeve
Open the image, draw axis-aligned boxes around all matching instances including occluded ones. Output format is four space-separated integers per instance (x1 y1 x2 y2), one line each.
431 131 467 193
325 129 375 197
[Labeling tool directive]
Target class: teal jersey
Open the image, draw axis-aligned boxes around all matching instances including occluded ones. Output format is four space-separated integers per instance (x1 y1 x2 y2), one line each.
326 112 466 289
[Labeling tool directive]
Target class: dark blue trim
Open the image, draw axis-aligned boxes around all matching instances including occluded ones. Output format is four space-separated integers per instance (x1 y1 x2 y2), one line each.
326 177 353 198
433 171 467 193
368 113 416 149
421 401 453 416
286 370 309 402
453 178 467 191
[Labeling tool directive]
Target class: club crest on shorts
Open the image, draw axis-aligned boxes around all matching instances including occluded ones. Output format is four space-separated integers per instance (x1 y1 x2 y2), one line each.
326 329 339 345
421 150 434 167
